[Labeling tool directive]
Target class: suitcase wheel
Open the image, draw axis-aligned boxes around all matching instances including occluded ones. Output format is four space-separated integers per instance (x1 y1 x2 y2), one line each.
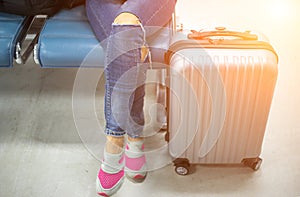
242 157 262 171
175 165 190 176
173 158 191 176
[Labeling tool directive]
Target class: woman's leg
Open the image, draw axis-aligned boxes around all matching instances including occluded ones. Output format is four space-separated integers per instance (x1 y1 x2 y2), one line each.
110 0 176 139
98 12 148 196
87 0 176 139
86 0 126 156
86 0 176 195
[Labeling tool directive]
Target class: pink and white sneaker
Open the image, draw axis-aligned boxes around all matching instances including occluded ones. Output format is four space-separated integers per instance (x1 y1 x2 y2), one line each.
125 140 147 183
96 150 125 196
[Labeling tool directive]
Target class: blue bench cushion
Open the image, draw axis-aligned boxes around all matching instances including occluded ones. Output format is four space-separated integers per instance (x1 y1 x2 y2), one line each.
0 12 25 67
37 6 103 68
37 5 172 68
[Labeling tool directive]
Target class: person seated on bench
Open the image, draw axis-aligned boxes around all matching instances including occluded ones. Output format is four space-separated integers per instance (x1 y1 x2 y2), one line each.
86 0 176 196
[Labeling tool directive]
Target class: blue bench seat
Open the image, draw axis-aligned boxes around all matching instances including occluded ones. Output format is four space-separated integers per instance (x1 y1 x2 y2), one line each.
0 12 26 67
36 5 173 68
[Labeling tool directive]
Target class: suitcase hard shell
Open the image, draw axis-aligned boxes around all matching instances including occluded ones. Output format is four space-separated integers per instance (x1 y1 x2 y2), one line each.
164 28 278 175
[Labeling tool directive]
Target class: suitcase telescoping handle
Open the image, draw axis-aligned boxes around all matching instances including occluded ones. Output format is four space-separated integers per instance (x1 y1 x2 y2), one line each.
188 27 258 40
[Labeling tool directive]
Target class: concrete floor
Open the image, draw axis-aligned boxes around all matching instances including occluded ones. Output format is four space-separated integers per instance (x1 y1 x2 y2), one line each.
1 0 300 196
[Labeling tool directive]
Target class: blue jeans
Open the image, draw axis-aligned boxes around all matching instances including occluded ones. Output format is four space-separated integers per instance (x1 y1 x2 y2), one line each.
86 0 176 138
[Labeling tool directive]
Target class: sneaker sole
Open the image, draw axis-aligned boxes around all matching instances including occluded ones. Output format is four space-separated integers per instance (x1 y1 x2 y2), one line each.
126 173 147 183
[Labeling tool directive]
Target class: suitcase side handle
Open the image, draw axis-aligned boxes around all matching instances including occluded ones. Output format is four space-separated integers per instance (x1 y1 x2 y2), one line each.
188 28 258 40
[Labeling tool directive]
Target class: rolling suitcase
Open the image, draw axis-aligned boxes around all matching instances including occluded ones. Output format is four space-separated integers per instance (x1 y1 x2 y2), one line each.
164 27 278 175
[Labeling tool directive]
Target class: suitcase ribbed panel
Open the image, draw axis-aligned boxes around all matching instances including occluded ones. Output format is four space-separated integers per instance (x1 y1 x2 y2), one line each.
168 48 277 164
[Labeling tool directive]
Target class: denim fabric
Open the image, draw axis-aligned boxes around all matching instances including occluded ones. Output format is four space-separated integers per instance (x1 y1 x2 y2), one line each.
86 0 176 137
86 0 176 42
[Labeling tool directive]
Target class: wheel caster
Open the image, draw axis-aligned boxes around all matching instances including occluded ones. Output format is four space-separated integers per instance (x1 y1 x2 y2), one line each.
242 157 262 171
173 158 190 176
175 165 189 175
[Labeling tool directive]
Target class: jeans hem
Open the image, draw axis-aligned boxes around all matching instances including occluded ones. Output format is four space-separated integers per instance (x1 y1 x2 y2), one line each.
127 133 143 139
105 129 126 137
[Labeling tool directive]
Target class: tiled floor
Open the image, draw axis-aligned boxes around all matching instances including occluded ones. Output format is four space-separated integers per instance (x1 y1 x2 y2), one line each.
1 0 300 196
